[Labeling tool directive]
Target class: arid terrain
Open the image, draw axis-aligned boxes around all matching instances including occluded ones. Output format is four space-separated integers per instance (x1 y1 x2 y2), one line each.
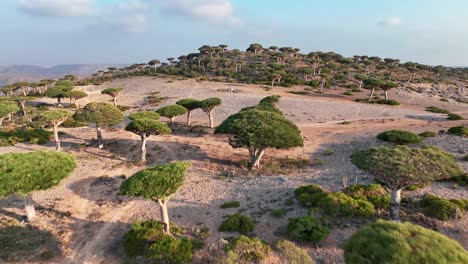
0 76 467 263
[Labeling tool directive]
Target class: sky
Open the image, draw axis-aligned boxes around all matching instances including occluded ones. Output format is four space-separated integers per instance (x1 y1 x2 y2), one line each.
1 0 468 66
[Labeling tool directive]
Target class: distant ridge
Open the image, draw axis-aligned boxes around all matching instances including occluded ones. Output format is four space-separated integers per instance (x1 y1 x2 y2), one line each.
0 64 127 86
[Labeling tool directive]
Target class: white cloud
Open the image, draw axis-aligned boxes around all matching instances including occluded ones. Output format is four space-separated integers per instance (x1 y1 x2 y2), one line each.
161 0 241 26
17 0 96 17
94 13 148 33
379 17 402 27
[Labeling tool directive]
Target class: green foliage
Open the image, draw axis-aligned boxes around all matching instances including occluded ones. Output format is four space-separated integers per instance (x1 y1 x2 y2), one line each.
65 90 88 99
199 98 222 112
376 99 400 106
101 87 123 97
271 208 286 218
176 98 201 111
0 102 19 118
274 240 314 264
218 213 254 234
123 221 164 257
220 201 241 209
45 86 72 99
74 102 124 127
215 109 303 150
149 235 193 263
447 126 468 136
40 110 72 124
225 236 271 264
156 105 188 119
377 130 422 144
344 220 468 264
125 118 171 137
259 95 281 105
351 145 464 190
448 173 468 186
420 195 465 220
128 111 160 121
447 113 463 120
419 131 437 137
61 116 87 128
425 106 451 114
0 128 52 146
287 216 330 243
55 80 74 88
343 91 353 96
119 162 190 200
343 184 390 209
294 184 376 217
0 151 76 196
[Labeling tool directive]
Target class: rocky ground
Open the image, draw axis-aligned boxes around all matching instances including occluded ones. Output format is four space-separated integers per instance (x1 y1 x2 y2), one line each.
0 76 467 263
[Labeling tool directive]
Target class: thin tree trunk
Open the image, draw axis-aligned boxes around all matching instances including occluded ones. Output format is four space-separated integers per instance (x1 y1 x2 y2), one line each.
170 117 174 124
140 135 147 163
24 195 36 222
20 102 26 116
22 87 27 96
186 111 192 125
96 126 104 149
158 199 170 234
384 90 389 101
53 124 61 151
57 97 62 107
0 117 4 127
208 110 214 128
271 79 275 88
248 148 266 171
113 97 117 107
359 80 363 89
368 88 375 101
390 189 402 221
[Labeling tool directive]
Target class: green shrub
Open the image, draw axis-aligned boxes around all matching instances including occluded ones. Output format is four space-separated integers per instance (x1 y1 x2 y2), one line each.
447 173 468 186
271 208 286 218
220 201 241 209
449 198 468 211
324 149 334 156
447 114 463 120
419 131 437 138
123 220 164 257
343 184 390 209
343 91 353 96
225 236 271 264
344 220 468 264
377 130 422 144
0 128 52 146
274 240 314 264
376 99 400 106
61 116 87 128
448 126 468 136
149 235 193 263
425 106 451 114
219 214 254 234
287 216 330 243
420 195 464 220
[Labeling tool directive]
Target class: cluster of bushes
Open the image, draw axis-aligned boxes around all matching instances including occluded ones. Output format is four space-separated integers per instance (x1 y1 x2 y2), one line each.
123 220 194 263
418 131 437 137
287 216 330 243
377 129 422 144
294 184 385 217
218 214 255 234
420 195 467 220
223 236 314 264
425 106 464 120
448 126 468 136
0 127 52 146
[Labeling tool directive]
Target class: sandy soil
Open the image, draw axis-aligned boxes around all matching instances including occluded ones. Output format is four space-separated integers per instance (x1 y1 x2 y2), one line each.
1 77 467 264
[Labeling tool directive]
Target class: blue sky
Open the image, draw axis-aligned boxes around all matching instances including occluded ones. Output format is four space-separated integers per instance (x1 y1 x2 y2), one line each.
1 0 468 66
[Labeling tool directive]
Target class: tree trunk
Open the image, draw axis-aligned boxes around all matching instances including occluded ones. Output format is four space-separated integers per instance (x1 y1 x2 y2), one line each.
113 97 117 107
20 102 26 116
170 117 174 124
208 110 214 128
140 135 147 164
186 111 192 125
384 90 389 101
248 148 266 171
57 97 62 107
22 87 27 96
320 78 325 91
359 80 363 89
53 124 61 151
271 79 275 88
0 117 4 127
158 199 170 234
24 195 36 222
96 126 104 149
390 189 402 221
368 88 375 101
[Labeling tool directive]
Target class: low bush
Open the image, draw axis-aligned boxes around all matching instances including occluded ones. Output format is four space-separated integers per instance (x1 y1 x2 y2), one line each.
420 195 465 220
344 220 468 264
418 131 437 137
224 236 271 264
288 90 310 95
447 113 463 120
220 201 241 209
343 184 390 209
449 198 468 211
295 184 376 217
425 106 451 114
123 220 165 257
274 240 314 264
0 128 52 146
448 126 468 136
148 235 193 263
448 173 468 186
343 91 353 96
287 216 330 243
377 130 422 144
271 208 286 218
376 99 400 106
219 214 254 234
